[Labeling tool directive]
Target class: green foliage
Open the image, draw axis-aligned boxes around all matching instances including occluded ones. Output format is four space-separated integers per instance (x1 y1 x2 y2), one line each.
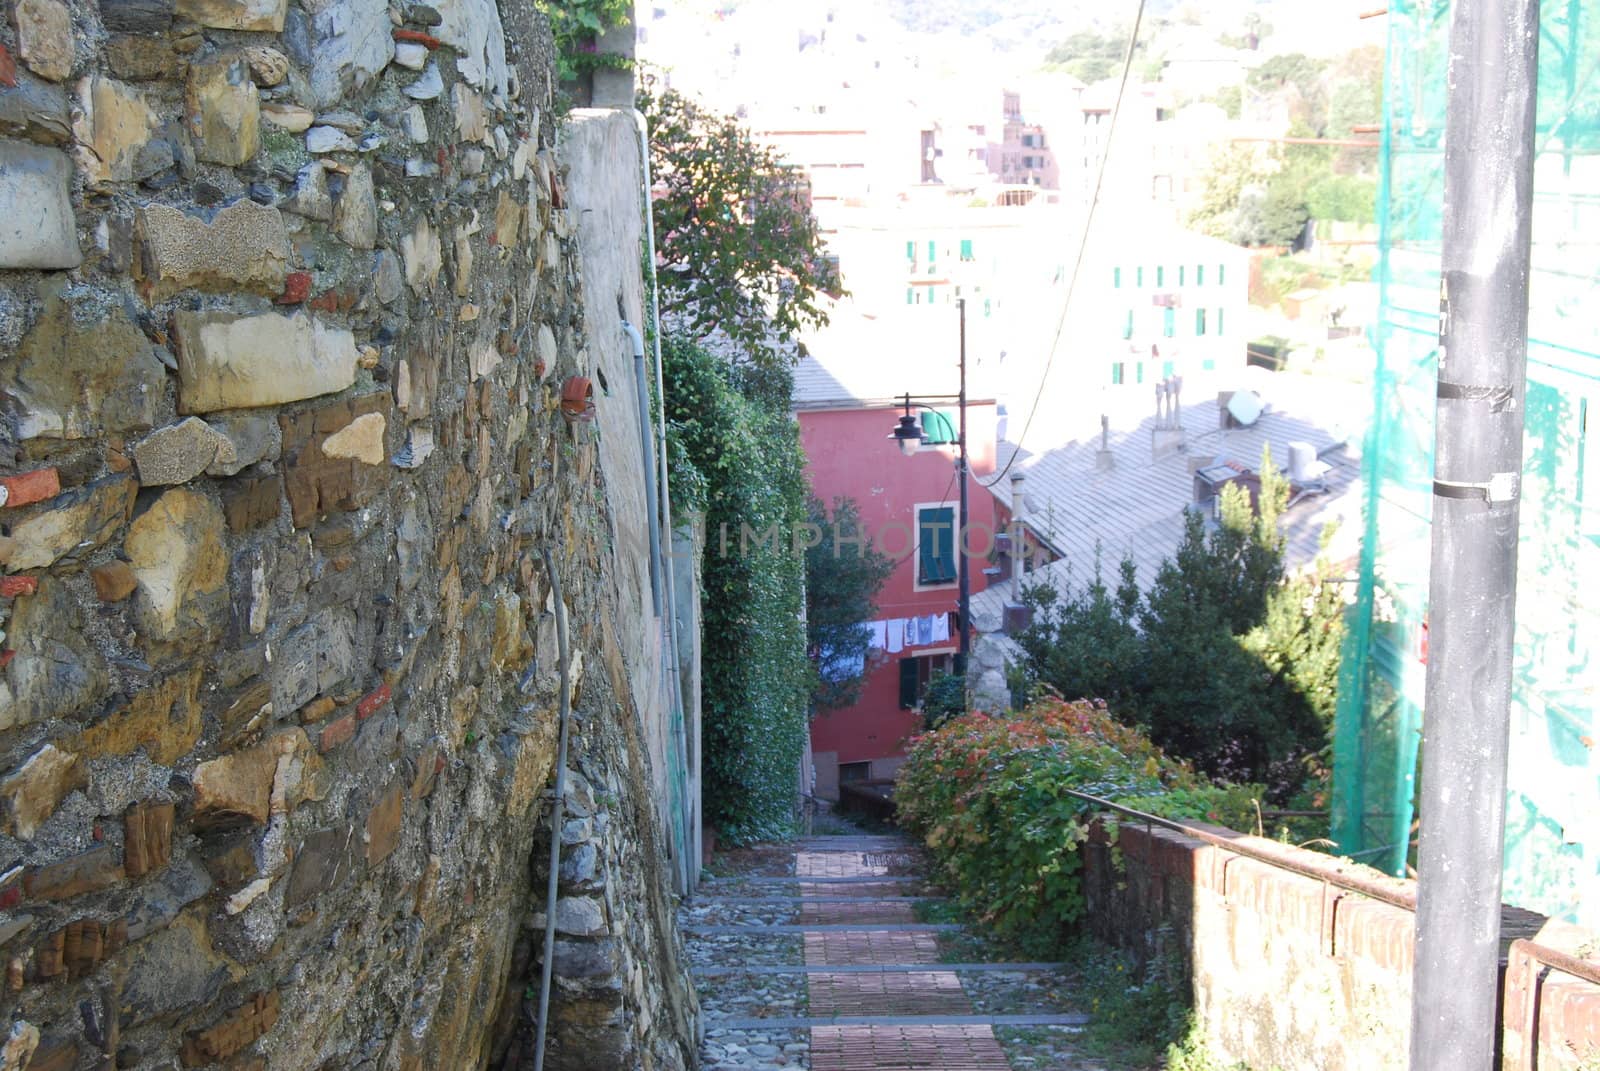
1018 451 1346 800
663 333 810 843
1305 173 1377 223
1066 938 1193 1067
896 698 1254 952
639 77 841 375
919 671 966 729
536 0 632 82
806 495 895 710
1210 84 1243 120
1043 28 1141 84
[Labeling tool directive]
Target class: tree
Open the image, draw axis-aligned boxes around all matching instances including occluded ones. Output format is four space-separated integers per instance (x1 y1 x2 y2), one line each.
805 495 895 710
1017 451 1345 800
639 77 840 375
1044 29 1134 84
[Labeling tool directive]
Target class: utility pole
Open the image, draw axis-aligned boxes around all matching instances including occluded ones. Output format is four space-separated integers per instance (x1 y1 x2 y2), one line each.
957 297 970 674
1409 1 1539 1068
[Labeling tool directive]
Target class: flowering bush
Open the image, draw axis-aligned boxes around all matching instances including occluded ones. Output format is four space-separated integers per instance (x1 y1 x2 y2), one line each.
896 698 1260 950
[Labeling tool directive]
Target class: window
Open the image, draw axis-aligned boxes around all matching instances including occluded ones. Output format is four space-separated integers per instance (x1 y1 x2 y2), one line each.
906 240 915 263
1163 307 1176 337
927 240 936 270
1202 358 1216 371
1196 265 1205 286
898 659 919 708
1217 307 1225 335
840 760 873 782
960 238 973 261
1136 362 1145 384
1114 267 1122 288
1111 362 1124 385
906 288 914 305
917 505 957 586
1162 360 1175 378
1156 266 1165 287
983 298 991 317
1195 308 1207 335
1178 266 1186 286
1136 266 1144 287
1218 264 1226 285
1122 310 1134 339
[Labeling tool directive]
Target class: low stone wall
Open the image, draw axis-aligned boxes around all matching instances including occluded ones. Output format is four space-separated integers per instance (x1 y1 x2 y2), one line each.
1082 820 1600 1071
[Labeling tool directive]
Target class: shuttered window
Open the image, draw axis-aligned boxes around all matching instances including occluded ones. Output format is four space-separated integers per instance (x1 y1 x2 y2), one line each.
917 506 957 585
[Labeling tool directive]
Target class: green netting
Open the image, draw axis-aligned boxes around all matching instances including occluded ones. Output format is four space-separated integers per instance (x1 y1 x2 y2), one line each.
1333 0 1600 927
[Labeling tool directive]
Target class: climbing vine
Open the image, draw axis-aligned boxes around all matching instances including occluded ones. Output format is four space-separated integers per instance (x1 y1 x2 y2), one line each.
663 333 811 844
536 0 633 82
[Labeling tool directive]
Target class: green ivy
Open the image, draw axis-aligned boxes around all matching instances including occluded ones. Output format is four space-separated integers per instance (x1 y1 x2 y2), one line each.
663 333 810 844
536 0 633 82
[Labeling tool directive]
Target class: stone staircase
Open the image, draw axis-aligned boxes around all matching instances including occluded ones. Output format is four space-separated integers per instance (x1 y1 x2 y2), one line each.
683 833 1096 1070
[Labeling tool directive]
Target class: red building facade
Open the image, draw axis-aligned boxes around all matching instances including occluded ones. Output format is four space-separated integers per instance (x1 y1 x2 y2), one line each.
796 396 997 799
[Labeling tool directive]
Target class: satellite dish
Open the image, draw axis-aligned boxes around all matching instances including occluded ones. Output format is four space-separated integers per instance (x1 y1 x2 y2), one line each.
1227 390 1263 426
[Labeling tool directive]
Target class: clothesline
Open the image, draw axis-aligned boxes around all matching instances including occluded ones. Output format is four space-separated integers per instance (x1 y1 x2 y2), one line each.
861 612 954 654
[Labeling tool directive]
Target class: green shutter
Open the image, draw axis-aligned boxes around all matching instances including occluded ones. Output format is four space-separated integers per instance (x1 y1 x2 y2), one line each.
1122 309 1134 339
1156 266 1165 287
1163 307 1176 337
1195 308 1206 335
1136 266 1144 287
906 240 915 261
1197 265 1205 286
918 507 956 584
960 238 973 260
1218 264 1226 285
1217 307 1225 335
899 658 919 708
1178 266 1186 286
1114 267 1122 288
921 410 957 444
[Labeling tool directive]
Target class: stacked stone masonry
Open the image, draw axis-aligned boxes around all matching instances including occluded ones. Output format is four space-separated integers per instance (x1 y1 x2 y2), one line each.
0 0 696 1065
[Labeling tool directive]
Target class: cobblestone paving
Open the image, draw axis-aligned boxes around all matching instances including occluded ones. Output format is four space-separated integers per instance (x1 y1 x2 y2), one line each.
685 831 1096 1070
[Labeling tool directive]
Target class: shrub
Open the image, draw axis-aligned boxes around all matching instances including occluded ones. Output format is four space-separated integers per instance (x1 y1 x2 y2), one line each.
896 698 1261 952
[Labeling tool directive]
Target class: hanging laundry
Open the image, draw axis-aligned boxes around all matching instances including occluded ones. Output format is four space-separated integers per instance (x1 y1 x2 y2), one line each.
917 615 934 646
931 613 951 644
886 618 905 654
867 621 888 650
903 619 917 647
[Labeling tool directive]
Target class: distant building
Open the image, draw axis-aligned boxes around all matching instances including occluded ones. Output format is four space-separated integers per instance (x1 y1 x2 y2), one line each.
985 89 1060 190
792 309 998 799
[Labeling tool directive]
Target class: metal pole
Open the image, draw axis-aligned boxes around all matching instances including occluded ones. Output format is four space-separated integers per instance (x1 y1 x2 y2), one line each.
1410 0 1539 1067
956 298 970 674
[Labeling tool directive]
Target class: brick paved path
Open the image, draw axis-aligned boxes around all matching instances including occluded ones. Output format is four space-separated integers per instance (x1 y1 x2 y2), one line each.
689 833 1089 1070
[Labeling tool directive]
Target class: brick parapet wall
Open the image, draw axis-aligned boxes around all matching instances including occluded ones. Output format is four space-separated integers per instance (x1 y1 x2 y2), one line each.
1083 818 1600 1071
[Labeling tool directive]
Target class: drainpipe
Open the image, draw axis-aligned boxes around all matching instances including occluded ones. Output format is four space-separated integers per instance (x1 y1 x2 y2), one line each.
533 551 573 1071
621 320 664 617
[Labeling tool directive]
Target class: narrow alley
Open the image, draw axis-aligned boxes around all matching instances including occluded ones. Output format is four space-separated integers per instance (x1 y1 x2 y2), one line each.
682 831 1101 1070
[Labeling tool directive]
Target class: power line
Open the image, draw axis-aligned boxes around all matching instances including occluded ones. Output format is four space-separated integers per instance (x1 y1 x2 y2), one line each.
981 0 1150 490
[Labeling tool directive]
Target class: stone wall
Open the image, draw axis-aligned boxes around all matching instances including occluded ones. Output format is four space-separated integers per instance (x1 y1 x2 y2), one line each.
1083 819 1600 1071
0 0 695 1063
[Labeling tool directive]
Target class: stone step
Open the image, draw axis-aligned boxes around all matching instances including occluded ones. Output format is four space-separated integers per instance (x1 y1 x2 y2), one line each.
693 962 1068 976
702 874 925 885
693 894 946 904
685 923 961 935
712 1013 1090 1030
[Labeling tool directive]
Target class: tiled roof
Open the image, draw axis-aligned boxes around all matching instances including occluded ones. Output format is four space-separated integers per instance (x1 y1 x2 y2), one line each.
974 371 1366 623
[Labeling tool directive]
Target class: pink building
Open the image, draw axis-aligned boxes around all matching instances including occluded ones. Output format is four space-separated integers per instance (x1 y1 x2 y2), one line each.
793 311 997 798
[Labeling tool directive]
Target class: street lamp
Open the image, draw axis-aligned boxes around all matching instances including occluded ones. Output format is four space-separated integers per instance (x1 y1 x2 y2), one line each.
884 298 971 673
